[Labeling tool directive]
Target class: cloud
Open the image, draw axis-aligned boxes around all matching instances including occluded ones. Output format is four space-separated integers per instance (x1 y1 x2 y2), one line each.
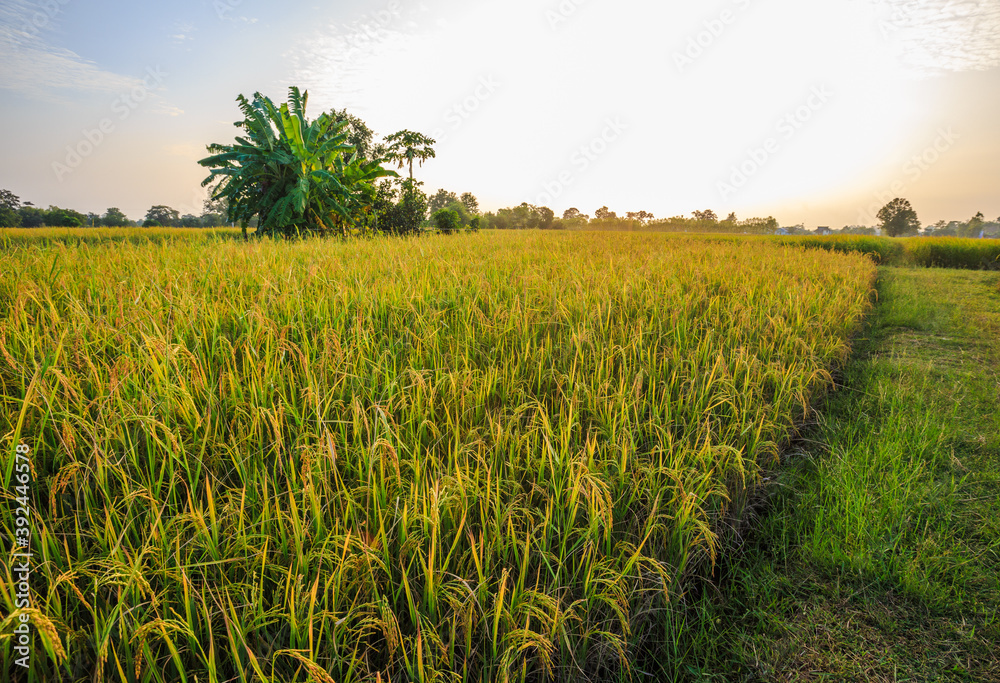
284 2 424 110
876 0 1000 74
0 0 146 100
170 21 196 45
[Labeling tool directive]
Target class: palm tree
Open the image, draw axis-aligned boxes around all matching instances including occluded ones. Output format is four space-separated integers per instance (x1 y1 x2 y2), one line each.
384 130 436 181
199 87 395 237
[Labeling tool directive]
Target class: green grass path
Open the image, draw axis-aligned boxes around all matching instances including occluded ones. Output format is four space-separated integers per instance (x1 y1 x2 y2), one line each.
694 267 1000 681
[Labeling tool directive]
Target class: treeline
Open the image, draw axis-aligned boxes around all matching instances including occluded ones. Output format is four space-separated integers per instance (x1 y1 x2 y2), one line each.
796 201 1000 239
141 203 229 228
925 212 1000 238
0 183 490 234
0 190 130 228
0 189 230 229
779 215 1000 239
481 205 780 234
425 189 484 233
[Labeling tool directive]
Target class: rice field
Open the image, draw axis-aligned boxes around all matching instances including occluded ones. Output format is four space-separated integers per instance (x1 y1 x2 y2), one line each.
0 231 876 681
4 227 998 270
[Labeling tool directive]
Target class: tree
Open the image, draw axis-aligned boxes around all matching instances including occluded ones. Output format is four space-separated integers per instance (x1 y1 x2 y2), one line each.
19 206 45 227
692 209 718 222
199 87 395 237
515 203 541 229
740 216 779 234
0 189 19 210
428 190 459 216
0 207 21 227
384 130 436 181
329 108 377 161
445 200 473 227
145 205 180 227
876 198 920 237
432 208 461 235
203 191 227 216
594 206 617 220
200 190 229 227
483 211 504 229
200 210 228 227
102 207 130 227
368 178 429 236
560 208 589 229
484 203 560 230
0 189 21 227
537 206 555 229
394 179 430 235
960 211 985 238
45 206 85 227
460 192 479 215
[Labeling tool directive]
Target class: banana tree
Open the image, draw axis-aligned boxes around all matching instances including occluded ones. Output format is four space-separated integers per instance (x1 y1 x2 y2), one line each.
199 87 396 237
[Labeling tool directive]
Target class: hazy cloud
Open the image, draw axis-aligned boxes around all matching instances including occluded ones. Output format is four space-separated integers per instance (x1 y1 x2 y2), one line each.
0 0 146 100
876 0 1000 73
284 2 423 109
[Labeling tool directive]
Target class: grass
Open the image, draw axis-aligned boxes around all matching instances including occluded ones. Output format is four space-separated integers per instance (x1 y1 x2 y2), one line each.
0 231 875 682
4 228 1000 271
0 227 242 247
588 229 1000 270
753 235 999 270
689 267 1000 681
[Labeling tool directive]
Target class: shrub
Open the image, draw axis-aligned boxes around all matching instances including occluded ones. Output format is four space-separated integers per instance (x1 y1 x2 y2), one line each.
432 208 461 234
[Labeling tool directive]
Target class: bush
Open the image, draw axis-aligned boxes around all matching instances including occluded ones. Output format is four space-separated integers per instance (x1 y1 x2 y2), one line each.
432 208 461 234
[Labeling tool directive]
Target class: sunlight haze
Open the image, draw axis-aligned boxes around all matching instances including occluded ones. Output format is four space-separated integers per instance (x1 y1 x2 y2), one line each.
1 0 998 226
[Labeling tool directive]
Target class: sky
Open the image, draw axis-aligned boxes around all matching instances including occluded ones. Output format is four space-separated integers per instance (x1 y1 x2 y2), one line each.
1 0 998 227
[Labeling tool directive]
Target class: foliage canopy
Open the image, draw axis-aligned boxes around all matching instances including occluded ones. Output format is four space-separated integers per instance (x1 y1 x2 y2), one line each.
199 87 395 237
